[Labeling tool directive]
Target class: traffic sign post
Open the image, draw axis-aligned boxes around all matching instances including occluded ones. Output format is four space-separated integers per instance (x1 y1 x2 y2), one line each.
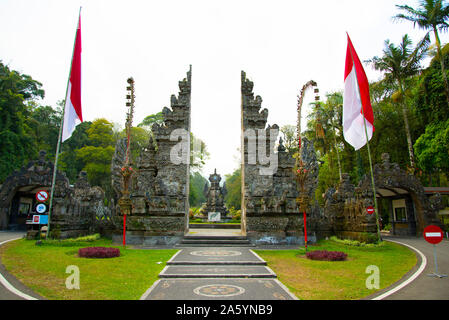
424 225 447 279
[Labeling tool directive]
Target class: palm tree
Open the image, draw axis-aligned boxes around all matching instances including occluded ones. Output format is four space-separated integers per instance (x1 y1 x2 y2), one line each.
394 0 449 106
369 34 430 172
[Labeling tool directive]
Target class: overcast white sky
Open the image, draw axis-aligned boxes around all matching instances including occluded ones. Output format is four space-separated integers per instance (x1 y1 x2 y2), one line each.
1 0 447 178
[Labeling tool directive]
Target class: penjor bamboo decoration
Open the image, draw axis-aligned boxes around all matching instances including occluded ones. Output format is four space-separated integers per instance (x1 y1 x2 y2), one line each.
118 77 135 247
295 80 318 251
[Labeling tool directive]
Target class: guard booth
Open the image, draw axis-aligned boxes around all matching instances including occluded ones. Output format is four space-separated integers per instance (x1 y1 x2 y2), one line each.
376 188 417 236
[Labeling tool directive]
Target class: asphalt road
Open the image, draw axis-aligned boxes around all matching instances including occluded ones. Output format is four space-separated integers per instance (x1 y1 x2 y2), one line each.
0 231 42 300
377 235 449 300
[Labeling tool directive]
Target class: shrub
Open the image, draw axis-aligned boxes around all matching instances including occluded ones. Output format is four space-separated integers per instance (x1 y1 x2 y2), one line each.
306 250 347 261
38 234 102 247
78 247 120 259
329 236 385 248
229 207 241 221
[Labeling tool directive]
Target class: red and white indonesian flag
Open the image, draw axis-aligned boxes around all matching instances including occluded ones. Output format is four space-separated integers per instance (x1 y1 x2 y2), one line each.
343 34 374 150
62 14 83 142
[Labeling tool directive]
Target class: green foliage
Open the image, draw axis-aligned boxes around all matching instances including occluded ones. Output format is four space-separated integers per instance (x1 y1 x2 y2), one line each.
415 43 449 125
38 234 101 247
228 207 241 221
414 119 449 172
224 168 242 210
59 121 92 182
0 61 45 181
85 118 115 147
116 126 150 164
74 118 116 198
329 236 385 248
26 104 62 159
137 111 164 128
189 172 208 207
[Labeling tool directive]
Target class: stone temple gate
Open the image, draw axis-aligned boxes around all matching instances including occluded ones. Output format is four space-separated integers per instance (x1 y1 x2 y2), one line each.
109 68 444 245
0 66 444 244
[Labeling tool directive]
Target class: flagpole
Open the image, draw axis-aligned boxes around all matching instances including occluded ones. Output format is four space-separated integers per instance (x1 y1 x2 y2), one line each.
348 38 382 243
47 7 82 239
360 106 382 242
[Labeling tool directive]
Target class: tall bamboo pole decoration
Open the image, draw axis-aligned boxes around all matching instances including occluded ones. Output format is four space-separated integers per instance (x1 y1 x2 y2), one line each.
118 77 135 247
295 80 317 252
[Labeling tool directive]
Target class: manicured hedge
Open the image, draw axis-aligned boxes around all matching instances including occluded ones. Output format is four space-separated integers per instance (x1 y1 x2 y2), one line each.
78 247 120 259
306 250 347 261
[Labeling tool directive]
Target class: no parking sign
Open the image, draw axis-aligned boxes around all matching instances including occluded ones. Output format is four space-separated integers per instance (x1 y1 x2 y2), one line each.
35 190 49 203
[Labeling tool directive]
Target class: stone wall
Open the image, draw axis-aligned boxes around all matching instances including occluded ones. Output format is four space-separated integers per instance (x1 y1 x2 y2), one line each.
111 66 192 245
0 151 109 238
323 174 378 243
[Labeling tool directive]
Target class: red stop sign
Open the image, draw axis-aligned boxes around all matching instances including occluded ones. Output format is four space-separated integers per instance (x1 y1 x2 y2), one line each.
366 206 375 215
423 225 444 245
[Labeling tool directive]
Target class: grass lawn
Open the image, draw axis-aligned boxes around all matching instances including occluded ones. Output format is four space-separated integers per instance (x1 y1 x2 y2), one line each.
0 238 177 300
255 240 417 300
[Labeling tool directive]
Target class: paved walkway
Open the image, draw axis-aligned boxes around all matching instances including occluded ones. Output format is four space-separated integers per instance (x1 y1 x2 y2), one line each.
141 247 298 300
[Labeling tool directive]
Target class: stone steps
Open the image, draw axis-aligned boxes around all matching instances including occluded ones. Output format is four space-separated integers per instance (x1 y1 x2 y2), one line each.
142 248 298 300
189 223 241 229
177 236 253 247
158 265 276 279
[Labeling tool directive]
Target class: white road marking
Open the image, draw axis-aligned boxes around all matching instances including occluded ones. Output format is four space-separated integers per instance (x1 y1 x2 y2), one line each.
371 240 427 300
0 238 38 300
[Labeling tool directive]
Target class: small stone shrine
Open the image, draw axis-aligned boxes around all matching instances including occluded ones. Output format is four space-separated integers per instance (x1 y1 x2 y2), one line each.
201 169 229 222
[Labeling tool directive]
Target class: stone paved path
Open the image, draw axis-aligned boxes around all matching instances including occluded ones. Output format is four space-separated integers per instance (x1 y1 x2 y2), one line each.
141 247 298 300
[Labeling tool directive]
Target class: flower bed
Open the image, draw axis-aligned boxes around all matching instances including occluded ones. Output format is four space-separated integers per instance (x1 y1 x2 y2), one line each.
306 250 347 261
78 247 120 259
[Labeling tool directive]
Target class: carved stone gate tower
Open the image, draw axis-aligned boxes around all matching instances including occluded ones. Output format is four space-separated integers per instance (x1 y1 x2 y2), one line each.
240 71 319 244
112 66 192 245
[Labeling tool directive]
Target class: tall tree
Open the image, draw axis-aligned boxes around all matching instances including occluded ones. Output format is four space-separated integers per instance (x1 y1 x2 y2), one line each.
0 61 45 181
414 119 449 183
137 111 164 128
59 121 92 182
224 168 242 210
394 0 449 105
368 34 430 172
75 118 115 198
26 104 62 159
189 172 208 208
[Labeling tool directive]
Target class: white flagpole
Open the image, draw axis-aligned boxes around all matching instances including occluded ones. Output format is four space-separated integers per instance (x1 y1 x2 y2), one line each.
47 7 82 239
